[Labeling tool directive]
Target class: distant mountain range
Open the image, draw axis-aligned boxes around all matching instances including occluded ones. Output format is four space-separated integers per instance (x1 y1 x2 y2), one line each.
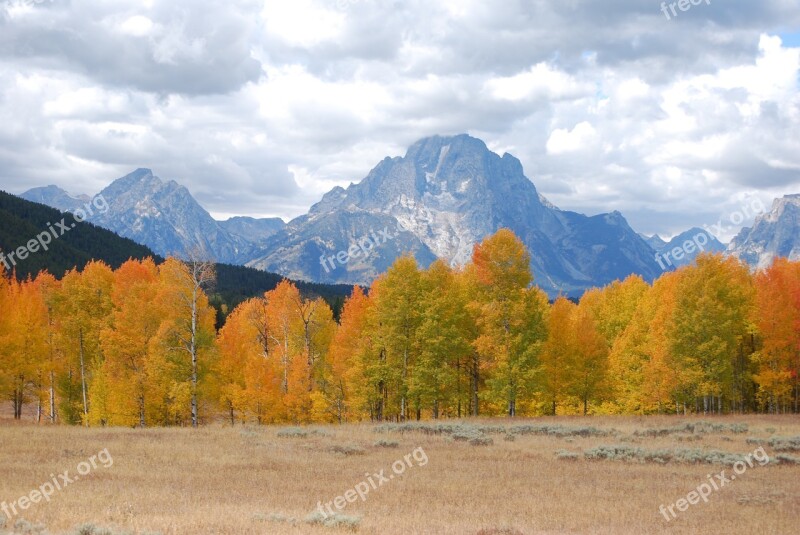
22 169 286 265
18 134 800 296
641 228 727 270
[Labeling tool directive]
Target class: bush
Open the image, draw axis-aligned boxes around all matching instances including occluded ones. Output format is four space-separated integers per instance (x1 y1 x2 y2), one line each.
304 511 361 531
276 427 309 438
12 520 47 535
452 424 483 442
253 512 297 525
555 449 579 460
374 422 458 435
71 525 131 535
469 437 494 446
508 424 610 438
633 422 748 437
373 439 399 448
276 427 330 439
584 445 752 465
329 444 365 456
774 453 800 465
768 436 800 452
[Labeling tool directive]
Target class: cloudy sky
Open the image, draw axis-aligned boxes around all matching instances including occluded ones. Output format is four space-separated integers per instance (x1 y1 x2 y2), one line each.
1 0 799 241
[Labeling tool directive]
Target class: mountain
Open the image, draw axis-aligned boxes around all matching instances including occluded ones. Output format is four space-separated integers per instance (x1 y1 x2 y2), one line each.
0 189 156 279
648 227 726 270
21 169 259 264
21 185 91 213
21 171 289 265
219 216 285 245
247 134 663 296
642 233 667 250
88 168 257 263
730 194 800 269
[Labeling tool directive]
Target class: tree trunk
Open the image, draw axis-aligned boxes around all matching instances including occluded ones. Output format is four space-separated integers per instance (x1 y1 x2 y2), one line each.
191 289 199 428
139 391 146 427
471 351 479 417
49 370 56 424
79 329 88 425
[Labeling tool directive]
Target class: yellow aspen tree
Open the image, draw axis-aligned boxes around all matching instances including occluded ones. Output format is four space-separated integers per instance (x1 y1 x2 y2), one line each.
98 258 161 426
53 261 114 425
540 297 576 415
150 257 216 427
668 254 754 414
470 229 537 417
326 286 370 422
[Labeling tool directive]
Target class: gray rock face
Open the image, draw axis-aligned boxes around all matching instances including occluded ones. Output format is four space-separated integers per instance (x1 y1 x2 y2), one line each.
23 169 255 263
730 195 800 269
21 185 91 213
648 227 726 271
219 216 285 245
642 233 667 251
247 134 663 295
88 168 253 263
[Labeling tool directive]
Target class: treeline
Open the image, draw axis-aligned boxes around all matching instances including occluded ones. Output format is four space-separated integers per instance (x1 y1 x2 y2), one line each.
2 229 799 426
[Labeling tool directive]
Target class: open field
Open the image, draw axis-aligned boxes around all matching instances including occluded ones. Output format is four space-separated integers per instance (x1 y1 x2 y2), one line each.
0 416 799 535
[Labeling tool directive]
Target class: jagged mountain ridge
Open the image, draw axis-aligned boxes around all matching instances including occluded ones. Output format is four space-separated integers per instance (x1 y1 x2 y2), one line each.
247 134 663 295
730 194 800 269
23 134 791 296
21 185 91 213
219 216 286 245
21 170 286 263
647 227 727 269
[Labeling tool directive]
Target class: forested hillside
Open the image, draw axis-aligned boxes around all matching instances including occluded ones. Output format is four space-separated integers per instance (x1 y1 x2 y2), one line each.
0 190 155 278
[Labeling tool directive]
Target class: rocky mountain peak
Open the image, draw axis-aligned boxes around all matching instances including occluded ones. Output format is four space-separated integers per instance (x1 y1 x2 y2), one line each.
730 194 800 269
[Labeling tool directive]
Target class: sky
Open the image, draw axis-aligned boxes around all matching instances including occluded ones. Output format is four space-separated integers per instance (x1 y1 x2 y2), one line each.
0 0 799 242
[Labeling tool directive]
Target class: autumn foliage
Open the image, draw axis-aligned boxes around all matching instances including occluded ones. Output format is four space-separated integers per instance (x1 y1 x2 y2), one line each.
2 229 800 425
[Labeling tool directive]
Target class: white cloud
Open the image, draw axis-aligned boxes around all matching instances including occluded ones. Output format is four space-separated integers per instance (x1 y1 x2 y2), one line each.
546 122 599 154
119 15 154 37
260 0 345 48
484 63 591 102
0 0 799 239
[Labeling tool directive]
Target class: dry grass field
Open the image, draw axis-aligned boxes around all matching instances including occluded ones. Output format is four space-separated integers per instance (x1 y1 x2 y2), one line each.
0 416 798 535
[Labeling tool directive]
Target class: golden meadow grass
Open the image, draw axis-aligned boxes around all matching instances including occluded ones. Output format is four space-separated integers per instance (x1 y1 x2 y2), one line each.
1 415 799 534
